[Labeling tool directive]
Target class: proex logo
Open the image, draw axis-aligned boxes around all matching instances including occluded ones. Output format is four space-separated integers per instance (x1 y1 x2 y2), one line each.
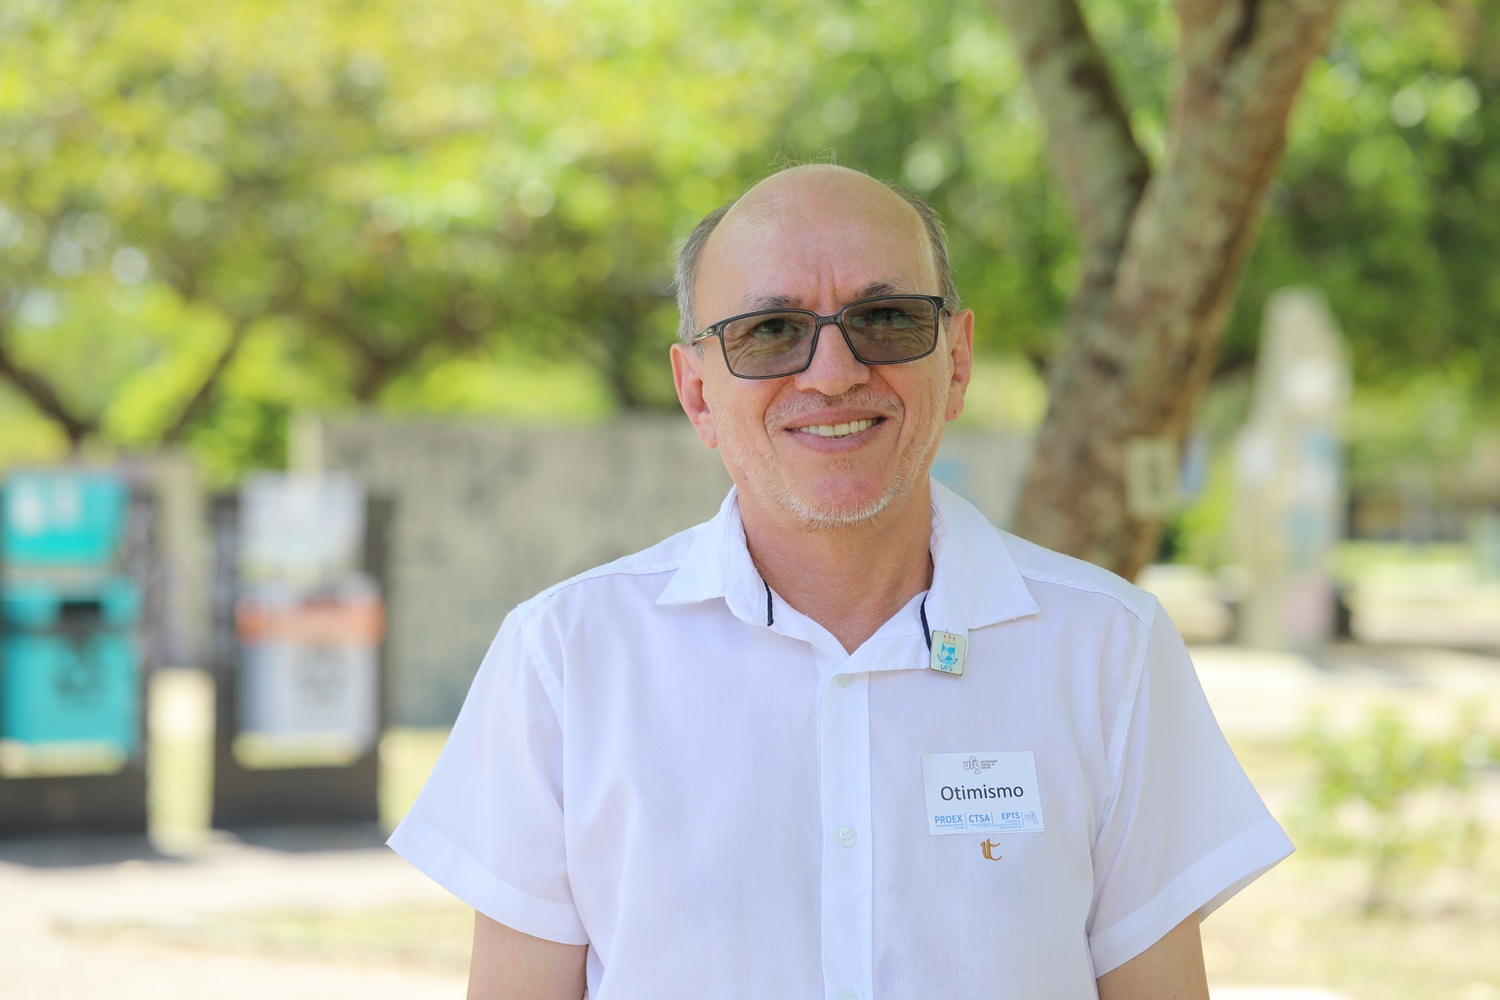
981 839 1003 861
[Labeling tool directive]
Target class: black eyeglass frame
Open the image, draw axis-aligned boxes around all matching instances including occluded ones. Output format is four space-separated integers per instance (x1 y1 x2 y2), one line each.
691 294 951 380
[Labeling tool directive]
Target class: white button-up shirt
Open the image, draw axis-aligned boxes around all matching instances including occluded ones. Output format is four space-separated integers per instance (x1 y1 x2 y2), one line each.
390 482 1292 998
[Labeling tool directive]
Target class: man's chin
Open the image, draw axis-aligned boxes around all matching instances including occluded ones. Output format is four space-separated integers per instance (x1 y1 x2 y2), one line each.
774 483 900 532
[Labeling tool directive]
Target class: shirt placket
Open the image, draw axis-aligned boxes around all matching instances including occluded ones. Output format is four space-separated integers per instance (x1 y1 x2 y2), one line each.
818 662 874 1000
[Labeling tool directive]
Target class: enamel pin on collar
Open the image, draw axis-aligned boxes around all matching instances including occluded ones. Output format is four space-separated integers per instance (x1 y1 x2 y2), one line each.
929 630 966 676
918 598 965 676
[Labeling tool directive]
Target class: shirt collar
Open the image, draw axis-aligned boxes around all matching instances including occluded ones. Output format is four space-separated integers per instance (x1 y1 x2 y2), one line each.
656 479 1040 633
922 478 1039 637
655 487 771 626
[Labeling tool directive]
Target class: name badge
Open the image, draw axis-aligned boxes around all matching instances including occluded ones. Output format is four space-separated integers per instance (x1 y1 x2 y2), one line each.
921 751 1045 836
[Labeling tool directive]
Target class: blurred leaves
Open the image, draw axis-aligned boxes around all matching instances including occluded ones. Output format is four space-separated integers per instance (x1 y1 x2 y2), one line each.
1295 706 1496 914
1232 0 1500 394
0 0 1497 481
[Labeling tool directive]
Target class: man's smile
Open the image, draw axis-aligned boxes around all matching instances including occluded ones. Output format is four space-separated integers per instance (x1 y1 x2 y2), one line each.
793 418 878 439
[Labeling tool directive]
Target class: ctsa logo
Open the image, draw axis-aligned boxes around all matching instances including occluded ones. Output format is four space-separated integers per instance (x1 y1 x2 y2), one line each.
981 839 1002 861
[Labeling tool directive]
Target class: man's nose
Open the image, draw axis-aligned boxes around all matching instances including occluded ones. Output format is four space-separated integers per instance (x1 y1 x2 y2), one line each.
792 320 869 396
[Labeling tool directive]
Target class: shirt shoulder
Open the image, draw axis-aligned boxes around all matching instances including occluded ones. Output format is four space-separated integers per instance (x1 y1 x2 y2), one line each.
996 529 1159 626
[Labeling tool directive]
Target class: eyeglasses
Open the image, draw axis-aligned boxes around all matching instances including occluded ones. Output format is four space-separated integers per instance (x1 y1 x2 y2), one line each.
692 294 949 380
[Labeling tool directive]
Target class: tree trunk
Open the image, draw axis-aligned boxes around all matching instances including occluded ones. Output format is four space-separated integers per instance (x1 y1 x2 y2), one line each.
1000 0 1344 580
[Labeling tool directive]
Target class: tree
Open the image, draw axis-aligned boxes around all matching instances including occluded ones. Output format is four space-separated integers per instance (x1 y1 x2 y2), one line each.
999 0 1344 579
0 0 772 475
4 0 1491 530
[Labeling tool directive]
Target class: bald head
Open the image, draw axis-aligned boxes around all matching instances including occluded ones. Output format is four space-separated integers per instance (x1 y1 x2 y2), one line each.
719 165 923 240
674 166 960 343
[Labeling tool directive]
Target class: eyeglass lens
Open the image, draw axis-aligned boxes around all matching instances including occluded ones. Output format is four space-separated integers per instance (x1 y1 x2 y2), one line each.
720 296 939 377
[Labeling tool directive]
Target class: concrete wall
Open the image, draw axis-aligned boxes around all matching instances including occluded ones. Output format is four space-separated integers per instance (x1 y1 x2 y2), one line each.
295 414 1030 726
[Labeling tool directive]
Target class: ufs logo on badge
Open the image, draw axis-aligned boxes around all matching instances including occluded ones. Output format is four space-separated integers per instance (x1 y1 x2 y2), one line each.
928 630 966 675
963 755 996 775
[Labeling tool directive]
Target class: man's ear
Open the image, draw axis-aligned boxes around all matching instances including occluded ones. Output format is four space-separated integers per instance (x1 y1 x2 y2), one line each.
671 342 718 449
944 308 975 422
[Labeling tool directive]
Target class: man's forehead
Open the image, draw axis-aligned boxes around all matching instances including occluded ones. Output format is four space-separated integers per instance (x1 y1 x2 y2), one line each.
700 168 936 305
718 166 922 238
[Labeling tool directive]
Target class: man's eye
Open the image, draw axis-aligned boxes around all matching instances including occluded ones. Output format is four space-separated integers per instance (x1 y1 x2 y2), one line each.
747 317 801 339
860 308 918 330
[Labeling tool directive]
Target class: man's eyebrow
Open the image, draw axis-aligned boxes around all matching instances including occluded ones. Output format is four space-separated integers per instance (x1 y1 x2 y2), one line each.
742 281 908 311
853 281 904 299
745 293 798 310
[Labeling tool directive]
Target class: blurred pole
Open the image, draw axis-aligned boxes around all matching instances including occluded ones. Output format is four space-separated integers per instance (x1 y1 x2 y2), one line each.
1232 289 1350 652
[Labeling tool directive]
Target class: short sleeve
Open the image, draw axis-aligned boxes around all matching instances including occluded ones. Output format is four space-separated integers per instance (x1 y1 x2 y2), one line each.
1085 602 1293 975
387 609 588 945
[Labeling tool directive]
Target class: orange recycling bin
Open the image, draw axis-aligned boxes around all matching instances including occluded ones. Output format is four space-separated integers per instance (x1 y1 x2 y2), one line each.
234 587 384 751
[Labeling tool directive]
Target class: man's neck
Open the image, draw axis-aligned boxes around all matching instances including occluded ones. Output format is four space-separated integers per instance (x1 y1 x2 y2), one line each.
740 487 934 654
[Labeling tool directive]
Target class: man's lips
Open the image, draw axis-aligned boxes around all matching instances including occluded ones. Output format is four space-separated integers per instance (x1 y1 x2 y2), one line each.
791 417 878 439
772 392 900 442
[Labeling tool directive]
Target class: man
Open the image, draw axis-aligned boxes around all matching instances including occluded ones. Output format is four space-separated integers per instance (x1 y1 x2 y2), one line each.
390 164 1292 998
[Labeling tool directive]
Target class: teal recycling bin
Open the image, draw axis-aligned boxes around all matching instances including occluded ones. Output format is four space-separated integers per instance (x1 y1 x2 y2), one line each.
0 579 141 752
1 470 141 754
2 471 128 569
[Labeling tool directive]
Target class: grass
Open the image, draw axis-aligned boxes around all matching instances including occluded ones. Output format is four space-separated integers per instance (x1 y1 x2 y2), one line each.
62 901 475 975
1204 740 1500 1000
145 670 450 841
120 684 475 973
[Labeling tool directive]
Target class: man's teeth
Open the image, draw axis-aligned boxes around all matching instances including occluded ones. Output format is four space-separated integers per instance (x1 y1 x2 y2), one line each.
797 418 875 438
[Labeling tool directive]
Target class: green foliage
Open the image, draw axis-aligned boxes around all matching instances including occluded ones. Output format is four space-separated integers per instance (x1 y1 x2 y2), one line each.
1232 0 1500 411
1342 375 1488 499
0 0 1494 484
1294 706 1496 914
0 0 1075 482
1165 441 1237 568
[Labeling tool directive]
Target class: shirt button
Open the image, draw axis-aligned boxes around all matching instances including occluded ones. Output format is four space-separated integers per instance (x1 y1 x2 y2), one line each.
836 826 857 848
836 674 853 688
839 991 858 1000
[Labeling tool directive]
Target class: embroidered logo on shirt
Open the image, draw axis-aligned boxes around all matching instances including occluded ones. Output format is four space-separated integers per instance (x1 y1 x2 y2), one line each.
981 839 1003 861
